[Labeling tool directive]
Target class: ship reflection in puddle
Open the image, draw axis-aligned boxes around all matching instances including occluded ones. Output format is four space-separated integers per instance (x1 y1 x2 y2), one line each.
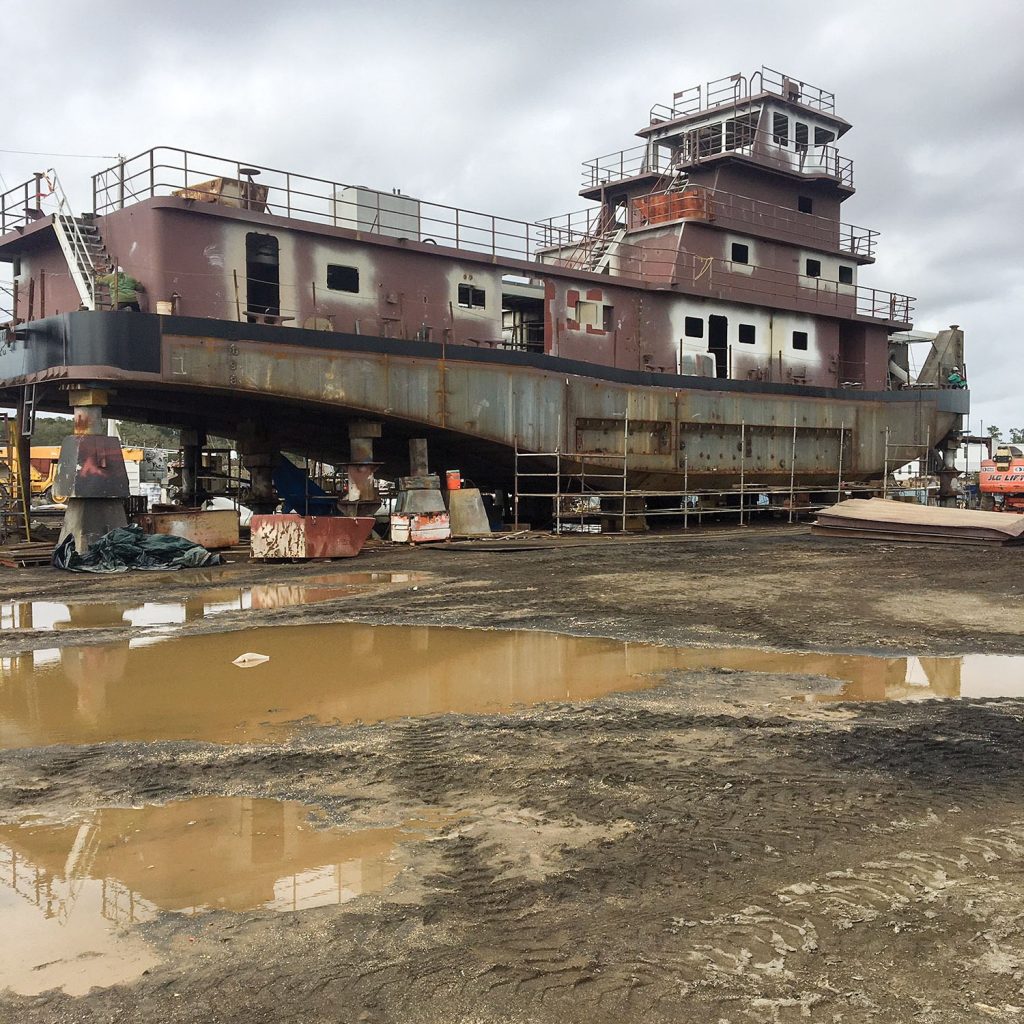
0 796 442 996
0 571 426 632
1 625 1022 749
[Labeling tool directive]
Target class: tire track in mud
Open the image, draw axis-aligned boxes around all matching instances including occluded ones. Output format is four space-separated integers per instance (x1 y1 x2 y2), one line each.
6 685 1024 1021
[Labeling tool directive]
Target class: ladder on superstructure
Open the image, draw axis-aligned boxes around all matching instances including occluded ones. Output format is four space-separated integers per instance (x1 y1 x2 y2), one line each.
44 171 113 310
0 411 32 543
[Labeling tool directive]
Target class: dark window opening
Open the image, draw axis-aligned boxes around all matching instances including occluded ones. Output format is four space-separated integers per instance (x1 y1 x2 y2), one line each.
738 323 756 344
792 331 809 351
245 232 280 318
684 316 704 338
731 242 749 264
725 112 757 150
697 123 723 157
814 127 835 145
772 112 789 146
458 283 485 308
795 122 809 153
838 265 854 285
708 314 728 379
326 264 359 293
501 290 545 353
797 195 813 214
805 258 822 277
602 304 615 331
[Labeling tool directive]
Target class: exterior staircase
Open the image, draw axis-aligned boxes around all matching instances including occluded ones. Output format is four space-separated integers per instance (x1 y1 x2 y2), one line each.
49 174 112 310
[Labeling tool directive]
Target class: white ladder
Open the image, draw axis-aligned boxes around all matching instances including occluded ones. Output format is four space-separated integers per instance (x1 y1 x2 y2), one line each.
48 171 109 310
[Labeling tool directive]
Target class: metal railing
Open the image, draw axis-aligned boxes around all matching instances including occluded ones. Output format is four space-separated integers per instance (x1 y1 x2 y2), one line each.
626 184 877 260
91 147 586 264
649 65 836 123
0 172 53 235
582 124 853 191
581 144 674 189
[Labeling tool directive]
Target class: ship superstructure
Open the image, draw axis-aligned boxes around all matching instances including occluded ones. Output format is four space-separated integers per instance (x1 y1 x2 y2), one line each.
0 67 967 521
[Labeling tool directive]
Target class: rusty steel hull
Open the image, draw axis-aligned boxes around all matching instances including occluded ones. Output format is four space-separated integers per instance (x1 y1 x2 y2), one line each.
0 312 968 490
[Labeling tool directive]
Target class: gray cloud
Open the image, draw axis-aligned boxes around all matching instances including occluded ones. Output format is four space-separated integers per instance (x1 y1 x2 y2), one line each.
5 0 1023 431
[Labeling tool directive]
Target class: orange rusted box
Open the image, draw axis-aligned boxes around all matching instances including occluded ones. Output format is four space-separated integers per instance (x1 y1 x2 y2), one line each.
135 508 239 549
250 514 375 560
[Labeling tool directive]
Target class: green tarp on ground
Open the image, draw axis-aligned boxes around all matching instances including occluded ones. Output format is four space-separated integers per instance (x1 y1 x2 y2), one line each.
52 524 223 573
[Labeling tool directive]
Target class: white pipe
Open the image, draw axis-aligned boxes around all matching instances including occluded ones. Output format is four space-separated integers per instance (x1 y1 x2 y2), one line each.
888 357 910 384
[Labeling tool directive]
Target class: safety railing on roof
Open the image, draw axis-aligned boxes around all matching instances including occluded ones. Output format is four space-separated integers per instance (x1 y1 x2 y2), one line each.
625 184 877 260
583 122 853 191
649 66 836 123
91 147 588 264
580 145 674 190
0 173 55 236
535 233 912 326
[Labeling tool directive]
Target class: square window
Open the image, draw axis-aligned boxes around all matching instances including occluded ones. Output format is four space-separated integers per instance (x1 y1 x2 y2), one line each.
684 316 704 338
805 259 821 277
797 196 813 214
575 300 601 327
326 264 359 293
772 112 789 147
731 242 749 264
458 283 485 308
738 323 756 344
838 265 854 284
792 331 809 350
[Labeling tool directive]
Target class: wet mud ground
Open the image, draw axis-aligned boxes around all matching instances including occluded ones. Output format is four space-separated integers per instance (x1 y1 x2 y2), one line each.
3 524 1024 1022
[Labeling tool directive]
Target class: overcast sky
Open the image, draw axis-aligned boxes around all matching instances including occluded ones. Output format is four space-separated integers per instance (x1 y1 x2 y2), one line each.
4 0 1022 433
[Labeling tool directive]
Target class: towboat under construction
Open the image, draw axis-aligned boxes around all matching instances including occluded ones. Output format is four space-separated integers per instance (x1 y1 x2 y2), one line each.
0 66 968 529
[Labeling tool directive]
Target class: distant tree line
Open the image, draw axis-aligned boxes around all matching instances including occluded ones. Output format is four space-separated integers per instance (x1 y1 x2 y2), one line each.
30 416 230 450
986 426 1024 444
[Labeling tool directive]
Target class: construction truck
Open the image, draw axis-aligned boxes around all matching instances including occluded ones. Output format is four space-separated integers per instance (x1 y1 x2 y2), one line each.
0 444 146 503
979 445 1024 512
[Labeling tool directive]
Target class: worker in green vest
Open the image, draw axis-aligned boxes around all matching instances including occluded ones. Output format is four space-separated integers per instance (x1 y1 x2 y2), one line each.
97 265 143 310
946 366 967 389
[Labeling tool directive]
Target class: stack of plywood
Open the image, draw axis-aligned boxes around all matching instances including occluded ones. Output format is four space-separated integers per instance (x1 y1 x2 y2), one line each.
813 498 1024 546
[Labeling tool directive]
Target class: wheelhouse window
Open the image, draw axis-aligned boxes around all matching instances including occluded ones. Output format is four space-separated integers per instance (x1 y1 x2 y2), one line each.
458 284 485 309
795 122 809 153
738 324 756 344
731 242 749 264
805 258 822 277
725 112 757 150
797 196 813 214
697 123 723 157
684 316 704 338
772 113 789 146
326 264 359 293
814 127 836 146
792 331 809 350
838 265 854 285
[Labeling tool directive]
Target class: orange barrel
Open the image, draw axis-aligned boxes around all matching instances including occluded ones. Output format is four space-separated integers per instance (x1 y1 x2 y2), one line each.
446 469 462 490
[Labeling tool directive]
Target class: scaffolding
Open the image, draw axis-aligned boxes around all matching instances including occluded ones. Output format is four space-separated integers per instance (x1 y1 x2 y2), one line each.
513 418 905 534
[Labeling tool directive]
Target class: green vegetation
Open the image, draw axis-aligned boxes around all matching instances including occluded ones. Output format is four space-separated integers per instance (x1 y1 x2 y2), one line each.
30 417 228 450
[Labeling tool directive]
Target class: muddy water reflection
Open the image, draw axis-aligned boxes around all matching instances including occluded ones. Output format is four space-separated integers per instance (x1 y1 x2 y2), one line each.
2 626 1022 749
0 625 670 747
0 571 426 631
0 796 441 995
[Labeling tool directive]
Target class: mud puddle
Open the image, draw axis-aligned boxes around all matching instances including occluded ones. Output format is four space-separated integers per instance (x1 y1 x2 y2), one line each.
0 796 447 996
2 624 1022 749
0 624 671 747
0 571 425 632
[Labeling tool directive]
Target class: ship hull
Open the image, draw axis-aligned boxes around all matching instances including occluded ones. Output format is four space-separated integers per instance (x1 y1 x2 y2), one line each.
0 312 967 491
